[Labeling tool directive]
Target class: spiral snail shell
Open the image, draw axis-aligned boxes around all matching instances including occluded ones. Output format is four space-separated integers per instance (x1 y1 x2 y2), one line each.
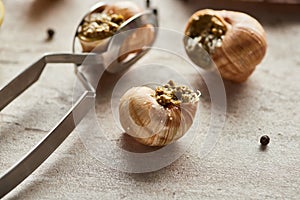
119 81 200 146
104 1 143 21
77 1 143 52
185 9 267 82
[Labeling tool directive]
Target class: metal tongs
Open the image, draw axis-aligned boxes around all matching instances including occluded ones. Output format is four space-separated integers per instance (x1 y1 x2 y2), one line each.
0 1 158 197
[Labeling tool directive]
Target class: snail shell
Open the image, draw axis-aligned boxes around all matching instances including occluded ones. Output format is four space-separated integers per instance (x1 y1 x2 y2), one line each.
119 83 199 146
118 24 156 62
185 9 267 82
78 1 143 52
104 1 143 21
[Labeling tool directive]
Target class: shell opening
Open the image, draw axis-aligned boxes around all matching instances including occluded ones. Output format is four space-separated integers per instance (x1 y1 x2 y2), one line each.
78 12 125 42
186 14 227 54
153 80 200 108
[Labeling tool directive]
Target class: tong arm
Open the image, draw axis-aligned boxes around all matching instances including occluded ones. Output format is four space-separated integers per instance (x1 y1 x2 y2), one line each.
0 91 95 198
0 53 99 111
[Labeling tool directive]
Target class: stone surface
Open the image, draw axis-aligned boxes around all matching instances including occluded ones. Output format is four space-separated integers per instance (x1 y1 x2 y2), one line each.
1 0 300 199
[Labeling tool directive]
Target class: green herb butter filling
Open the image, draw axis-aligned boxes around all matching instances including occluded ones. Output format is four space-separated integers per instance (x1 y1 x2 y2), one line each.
153 80 200 108
78 13 125 41
186 14 227 54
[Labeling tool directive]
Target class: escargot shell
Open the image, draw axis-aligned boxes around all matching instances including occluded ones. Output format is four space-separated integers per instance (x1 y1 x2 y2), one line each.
77 1 143 52
104 1 142 21
119 84 199 147
185 9 267 82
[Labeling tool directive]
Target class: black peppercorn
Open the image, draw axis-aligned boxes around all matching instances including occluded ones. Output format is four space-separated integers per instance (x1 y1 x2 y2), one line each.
260 135 270 146
152 8 158 16
46 28 55 41
146 0 150 8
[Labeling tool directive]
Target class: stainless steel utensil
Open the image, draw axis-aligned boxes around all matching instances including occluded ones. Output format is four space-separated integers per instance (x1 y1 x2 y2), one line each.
0 1 158 197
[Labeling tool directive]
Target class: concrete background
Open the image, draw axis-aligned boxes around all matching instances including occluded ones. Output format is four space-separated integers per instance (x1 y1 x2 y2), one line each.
1 0 300 199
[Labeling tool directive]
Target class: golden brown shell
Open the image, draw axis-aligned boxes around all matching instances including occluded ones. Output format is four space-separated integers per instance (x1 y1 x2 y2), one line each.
118 24 155 62
104 1 143 20
185 9 267 82
119 86 198 146
78 1 143 52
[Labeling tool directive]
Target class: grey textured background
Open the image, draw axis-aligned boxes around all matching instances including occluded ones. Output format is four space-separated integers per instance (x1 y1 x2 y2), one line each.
1 0 300 199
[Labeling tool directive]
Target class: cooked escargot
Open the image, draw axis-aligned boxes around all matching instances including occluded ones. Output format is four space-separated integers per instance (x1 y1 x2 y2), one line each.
119 81 200 146
185 9 267 82
77 1 143 52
